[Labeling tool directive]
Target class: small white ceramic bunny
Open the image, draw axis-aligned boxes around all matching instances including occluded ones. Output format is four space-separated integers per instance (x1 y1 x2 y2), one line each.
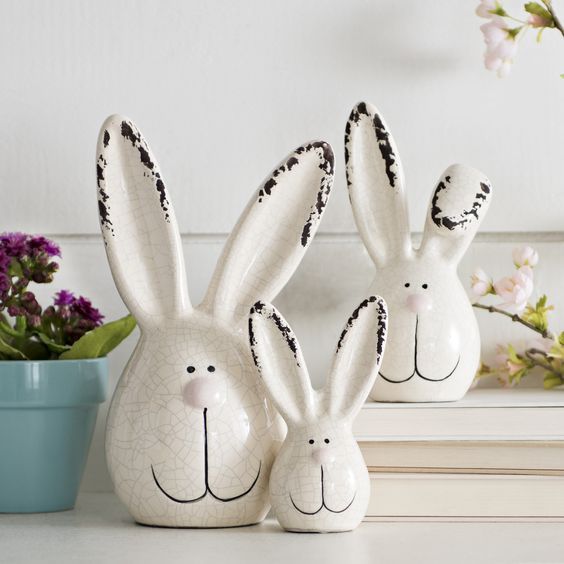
345 102 493 403
248 296 388 533
96 115 334 527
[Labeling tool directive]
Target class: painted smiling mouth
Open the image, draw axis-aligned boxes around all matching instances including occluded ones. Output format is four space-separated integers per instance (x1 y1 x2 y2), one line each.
151 407 262 503
289 466 356 515
379 316 460 384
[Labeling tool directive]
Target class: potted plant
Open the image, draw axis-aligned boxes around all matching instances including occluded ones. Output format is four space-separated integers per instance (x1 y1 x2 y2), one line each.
0 232 135 513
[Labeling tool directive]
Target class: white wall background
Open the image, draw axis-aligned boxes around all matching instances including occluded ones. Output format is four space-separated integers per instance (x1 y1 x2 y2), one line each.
1 1 563 492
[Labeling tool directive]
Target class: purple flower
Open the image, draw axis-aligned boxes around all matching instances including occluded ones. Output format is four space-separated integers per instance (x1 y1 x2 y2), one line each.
54 289 75 306
0 249 10 273
0 273 9 295
27 315 41 328
0 232 28 258
7 304 24 317
72 296 104 326
28 236 61 258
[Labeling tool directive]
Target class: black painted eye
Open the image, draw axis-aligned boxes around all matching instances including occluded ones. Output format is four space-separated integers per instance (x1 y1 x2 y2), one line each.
309 439 315 445
187 366 195 373
422 283 428 289
404 282 410 288
207 365 215 372
324 438 330 444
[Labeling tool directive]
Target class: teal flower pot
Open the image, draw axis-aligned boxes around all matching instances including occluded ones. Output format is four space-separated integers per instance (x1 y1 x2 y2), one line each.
0 358 108 513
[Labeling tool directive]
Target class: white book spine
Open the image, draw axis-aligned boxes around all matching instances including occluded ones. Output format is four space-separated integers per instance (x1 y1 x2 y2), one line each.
366 473 564 519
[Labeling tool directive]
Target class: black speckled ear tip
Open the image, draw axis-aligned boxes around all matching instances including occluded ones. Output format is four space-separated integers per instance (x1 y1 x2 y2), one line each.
373 294 387 310
297 140 334 171
319 141 334 168
250 301 266 315
355 100 372 115
99 114 129 138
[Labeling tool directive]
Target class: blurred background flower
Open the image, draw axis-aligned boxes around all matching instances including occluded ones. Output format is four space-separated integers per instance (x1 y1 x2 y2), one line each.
472 246 563 388
476 0 564 77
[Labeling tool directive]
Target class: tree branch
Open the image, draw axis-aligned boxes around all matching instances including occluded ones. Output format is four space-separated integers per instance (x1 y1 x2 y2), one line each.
472 302 554 340
524 349 561 377
544 0 564 38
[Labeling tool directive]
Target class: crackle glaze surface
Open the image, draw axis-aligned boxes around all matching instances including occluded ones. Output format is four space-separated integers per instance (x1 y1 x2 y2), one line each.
345 101 493 403
96 115 334 527
249 297 387 533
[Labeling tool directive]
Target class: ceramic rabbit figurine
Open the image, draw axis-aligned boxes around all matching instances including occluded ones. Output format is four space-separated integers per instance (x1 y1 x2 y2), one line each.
345 101 493 403
248 296 388 532
96 115 334 527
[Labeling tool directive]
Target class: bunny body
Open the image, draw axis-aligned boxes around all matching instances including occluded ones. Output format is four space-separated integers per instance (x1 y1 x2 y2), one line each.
345 102 492 403
97 115 334 527
249 297 387 532
268 419 370 533
106 316 281 527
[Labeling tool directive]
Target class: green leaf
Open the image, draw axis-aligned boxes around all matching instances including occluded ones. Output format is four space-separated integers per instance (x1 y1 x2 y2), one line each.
14 316 26 335
35 332 71 354
492 2 508 16
506 344 521 364
0 317 21 338
60 315 136 360
525 1 554 22
509 367 529 385
544 374 564 389
8 259 23 278
506 27 522 39
0 333 28 360
550 341 564 360
15 338 50 360
522 294 554 333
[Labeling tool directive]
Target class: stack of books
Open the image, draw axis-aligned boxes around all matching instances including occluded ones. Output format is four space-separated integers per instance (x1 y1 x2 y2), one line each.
353 389 564 521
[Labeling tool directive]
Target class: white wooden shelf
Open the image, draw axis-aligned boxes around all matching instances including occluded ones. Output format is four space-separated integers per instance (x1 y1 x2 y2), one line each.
1 493 563 563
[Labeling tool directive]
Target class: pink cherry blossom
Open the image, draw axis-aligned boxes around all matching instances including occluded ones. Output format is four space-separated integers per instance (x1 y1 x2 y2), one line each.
506 360 523 376
493 267 534 313
518 264 534 279
484 52 503 70
471 268 493 296
512 245 539 268
476 0 497 18
481 21 507 44
478 9 518 78
528 13 552 28
492 37 518 59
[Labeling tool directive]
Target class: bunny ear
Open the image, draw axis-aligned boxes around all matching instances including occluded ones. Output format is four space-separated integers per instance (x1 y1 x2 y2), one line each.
324 296 387 420
249 302 315 426
96 115 191 326
201 142 334 325
419 164 492 263
345 102 411 267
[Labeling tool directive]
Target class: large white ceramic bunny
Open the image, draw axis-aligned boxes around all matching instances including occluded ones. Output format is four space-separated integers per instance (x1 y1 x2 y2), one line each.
248 296 387 532
96 115 334 527
345 102 493 403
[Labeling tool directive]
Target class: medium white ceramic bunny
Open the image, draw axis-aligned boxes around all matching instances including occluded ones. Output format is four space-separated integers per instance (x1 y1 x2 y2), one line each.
345 102 493 403
96 115 334 527
248 296 388 532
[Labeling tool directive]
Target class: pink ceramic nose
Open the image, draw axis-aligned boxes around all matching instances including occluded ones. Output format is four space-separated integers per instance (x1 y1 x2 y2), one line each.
183 377 225 409
406 293 432 314
312 447 336 465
